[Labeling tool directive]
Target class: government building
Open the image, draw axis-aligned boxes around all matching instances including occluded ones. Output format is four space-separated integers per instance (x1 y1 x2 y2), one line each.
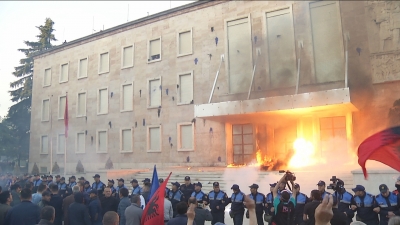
30 1 400 176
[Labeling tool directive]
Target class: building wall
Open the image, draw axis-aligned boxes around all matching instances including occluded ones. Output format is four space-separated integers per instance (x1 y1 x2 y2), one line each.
30 1 400 172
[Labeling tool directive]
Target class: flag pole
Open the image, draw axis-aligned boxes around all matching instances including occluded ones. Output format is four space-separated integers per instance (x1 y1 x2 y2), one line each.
64 93 68 177
50 95 53 174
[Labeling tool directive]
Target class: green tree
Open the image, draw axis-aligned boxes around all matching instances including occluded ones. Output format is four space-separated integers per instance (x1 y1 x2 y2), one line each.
0 18 57 167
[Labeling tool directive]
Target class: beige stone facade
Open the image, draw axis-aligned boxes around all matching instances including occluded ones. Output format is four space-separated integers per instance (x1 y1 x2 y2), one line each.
31 1 400 174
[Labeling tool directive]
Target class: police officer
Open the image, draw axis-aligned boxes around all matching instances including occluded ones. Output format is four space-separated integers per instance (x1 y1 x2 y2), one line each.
332 179 354 224
351 185 379 225
32 174 42 193
230 184 246 225
78 176 85 186
84 181 92 193
159 178 170 197
115 178 126 197
293 183 308 225
209 182 229 225
41 175 48 185
58 177 67 198
68 176 77 188
180 176 195 200
107 179 116 196
247 183 265 225
374 184 400 225
54 175 61 186
191 182 208 205
47 175 53 185
317 180 330 199
130 179 142 195
168 181 185 217
92 174 105 196
265 183 276 220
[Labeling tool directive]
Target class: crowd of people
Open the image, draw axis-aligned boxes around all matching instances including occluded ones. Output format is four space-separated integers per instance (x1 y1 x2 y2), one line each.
0 172 400 225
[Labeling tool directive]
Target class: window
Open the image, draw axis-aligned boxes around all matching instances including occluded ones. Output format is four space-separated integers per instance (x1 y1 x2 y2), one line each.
97 88 108 115
78 57 88 79
77 92 87 117
177 72 193 105
40 135 49 154
227 17 252 94
148 37 161 62
58 96 66 119
43 68 51 87
148 78 161 108
232 124 254 164
76 132 85 153
319 116 346 141
122 45 134 68
177 29 192 56
147 126 161 152
97 130 108 153
57 134 65 154
98 52 109 74
121 128 132 152
177 123 194 151
266 8 297 88
59 63 69 83
41 99 50 121
310 1 344 83
121 83 133 112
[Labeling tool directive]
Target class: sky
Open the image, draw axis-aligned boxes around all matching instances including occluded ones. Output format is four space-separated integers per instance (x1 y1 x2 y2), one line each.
0 1 194 118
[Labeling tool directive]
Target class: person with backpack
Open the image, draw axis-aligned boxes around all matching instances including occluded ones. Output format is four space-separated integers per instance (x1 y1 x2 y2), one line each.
272 174 297 225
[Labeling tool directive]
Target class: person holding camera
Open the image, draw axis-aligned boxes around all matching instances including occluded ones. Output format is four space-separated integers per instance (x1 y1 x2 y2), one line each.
188 197 212 225
229 184 246 225
331 179 354 224
272 173 297 225
350 185 379 225
247 183 265 225
293 183 309 225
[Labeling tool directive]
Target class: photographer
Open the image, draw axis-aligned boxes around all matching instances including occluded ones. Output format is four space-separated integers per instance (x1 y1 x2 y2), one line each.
350 185 379 225
188 197 212 225
330 179 354 224
272 173 297 225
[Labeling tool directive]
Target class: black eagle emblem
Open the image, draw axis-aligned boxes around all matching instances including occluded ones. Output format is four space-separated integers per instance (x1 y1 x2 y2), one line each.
143 194 160 222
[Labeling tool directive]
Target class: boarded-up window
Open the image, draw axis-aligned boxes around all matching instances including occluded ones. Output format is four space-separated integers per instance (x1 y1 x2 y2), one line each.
310 1 344 83
77 132 85 153
149 38 161 61
77 92 86 117
99 52 109 74
121 129 132 152
57 134 65 154
122 46 134 68
178 31 192 55
266 9 296 88
44 68 51 86
60 63 68 83
148 79 161 107
41 135 48 154
227 18 252 94
149 127 160 151
98 131 107 153
122 84 133 111
98 88 108 114
178 74 193 104
58 96 66 119
42 99 49 121
180 124 193 150
78 58 88 78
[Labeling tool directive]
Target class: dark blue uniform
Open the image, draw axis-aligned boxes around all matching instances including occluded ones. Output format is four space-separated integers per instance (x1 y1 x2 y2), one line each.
58 183 67 198
265 193 274 215
115 185 126 197
191 190 208 205
352 193 378 225
168 189 185 217
180 183 195 200
333 190 354 224
248 192 265 225
294 192 308 225
32 179 42 193
230 191 245 225
209 190 229 225
375 192 400 225
131 185 142 195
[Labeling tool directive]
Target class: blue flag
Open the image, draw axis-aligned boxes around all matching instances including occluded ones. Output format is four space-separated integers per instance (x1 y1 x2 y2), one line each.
149 165 159 201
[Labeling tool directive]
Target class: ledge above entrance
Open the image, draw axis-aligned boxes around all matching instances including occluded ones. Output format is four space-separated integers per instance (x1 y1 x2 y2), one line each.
194 88 357 123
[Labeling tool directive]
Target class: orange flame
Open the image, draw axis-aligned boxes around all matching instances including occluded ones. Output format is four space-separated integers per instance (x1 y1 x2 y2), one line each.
288 138 316 168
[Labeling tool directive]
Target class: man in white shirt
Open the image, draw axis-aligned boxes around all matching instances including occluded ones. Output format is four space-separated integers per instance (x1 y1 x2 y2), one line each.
164 197 173 225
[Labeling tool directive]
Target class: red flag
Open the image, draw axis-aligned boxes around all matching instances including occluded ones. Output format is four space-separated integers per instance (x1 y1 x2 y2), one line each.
64 95 69 138
358 126 400 179
141 172 172 225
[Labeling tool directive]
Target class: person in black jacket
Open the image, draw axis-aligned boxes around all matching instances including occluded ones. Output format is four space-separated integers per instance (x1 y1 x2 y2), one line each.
4 188 41 225
88 189 102 225
68 192 91 225
100 187 119 217
49 184 63 225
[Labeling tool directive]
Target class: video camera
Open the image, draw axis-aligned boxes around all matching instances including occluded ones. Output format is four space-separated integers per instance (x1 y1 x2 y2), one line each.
279 170 296 182
327 176 344 193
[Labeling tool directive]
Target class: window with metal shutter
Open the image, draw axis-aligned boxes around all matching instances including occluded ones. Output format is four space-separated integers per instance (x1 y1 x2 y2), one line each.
310 1 344 83
59 96 66 119
58 134 65 154
79 58 88 78
179 74 192 104
227 18 252 94
60 64 68 82
77 133 85 153
266 8 296 88
44 68 51 86
149 39 161 60
77 93 86 116
123 46 133 68
100 53 109 73
149 79 161 107
42 99 49 121
122 84 133 111
122 129 132 152
179 31 192 55
180 125 193 149
98 89 108 114
98 131 107 152
149 127 160 151
41 136 48 154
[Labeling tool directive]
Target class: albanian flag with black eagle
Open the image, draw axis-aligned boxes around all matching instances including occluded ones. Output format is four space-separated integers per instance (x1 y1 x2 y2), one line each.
141 172 172 225
358 126 400 179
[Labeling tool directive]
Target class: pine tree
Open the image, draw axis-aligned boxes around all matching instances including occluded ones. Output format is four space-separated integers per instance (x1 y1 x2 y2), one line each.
52 162 60 173
76 160 84 173
105 157 113 169
31 163 40 175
